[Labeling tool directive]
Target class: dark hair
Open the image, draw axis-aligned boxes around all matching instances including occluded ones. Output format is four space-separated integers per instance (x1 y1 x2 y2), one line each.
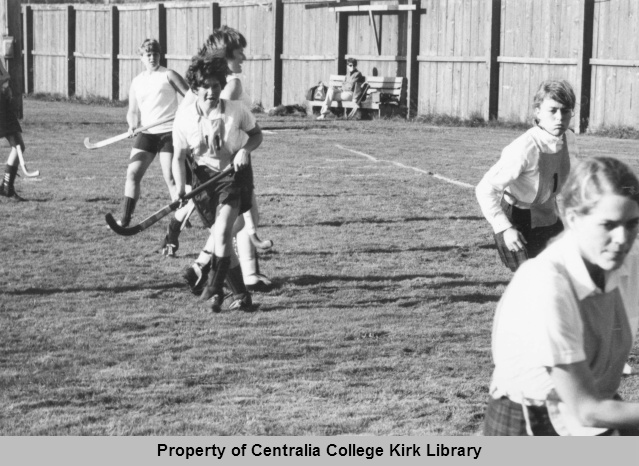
346 57 358 67
198 25 247 60
532 80 576 111
139 38 161 55
558 157 639 219
186 52 230 92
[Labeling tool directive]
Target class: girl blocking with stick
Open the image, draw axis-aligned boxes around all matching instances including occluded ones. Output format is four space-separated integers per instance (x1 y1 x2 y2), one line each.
485 157 639 436
115 39 189 228
476 80 580 271
171 52 263 313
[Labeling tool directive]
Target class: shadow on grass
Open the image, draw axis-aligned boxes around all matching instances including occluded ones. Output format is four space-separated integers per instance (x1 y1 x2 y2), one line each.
279 245 469 256
284 273 463 286
268 215 484 228
2 282 185 296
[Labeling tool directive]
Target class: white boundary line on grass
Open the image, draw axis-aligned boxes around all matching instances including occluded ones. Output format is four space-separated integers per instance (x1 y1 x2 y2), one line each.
335 144 474 189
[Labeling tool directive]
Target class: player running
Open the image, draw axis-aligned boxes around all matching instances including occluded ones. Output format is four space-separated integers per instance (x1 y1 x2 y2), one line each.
115 39 189 228
172 52 263 313
476 80 580 271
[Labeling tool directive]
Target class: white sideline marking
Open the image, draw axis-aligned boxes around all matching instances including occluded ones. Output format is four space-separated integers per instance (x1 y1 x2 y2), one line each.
335 144 474 189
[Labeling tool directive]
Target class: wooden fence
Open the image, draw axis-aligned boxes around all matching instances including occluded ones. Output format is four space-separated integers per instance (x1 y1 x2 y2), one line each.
19 0 639 131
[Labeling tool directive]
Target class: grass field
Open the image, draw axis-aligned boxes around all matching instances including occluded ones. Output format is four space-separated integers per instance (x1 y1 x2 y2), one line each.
2 99 639 435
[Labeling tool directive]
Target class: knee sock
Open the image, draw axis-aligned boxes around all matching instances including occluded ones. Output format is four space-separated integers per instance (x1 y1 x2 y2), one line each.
203 255 231 299
196 249 213 267
3 163 17 189
226 265 248 299
166 217 182 245
121 196 136 225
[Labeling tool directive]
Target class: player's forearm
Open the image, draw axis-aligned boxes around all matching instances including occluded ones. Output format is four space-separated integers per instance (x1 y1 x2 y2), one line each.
475 178 512 233
574 398 639 429
172 150 187 196
242 131 263 154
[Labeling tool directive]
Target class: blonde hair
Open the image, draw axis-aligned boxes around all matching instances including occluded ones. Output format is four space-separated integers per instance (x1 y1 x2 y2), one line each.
558 157 639 219
139 39 161 55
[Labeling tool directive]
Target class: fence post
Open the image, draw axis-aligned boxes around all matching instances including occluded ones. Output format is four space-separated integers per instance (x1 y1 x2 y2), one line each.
486 0 501 121
211 2 220 30
576 0 594 134
157 3 167 67
110 5 119 101
22 4 33 96
272 0 283 107
337 11 348 74
67 5 75 97
406 0 420 118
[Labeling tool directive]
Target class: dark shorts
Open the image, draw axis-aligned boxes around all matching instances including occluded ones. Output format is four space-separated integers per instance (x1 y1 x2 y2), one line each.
190 163 253 229
0 94 21 138
133 132 173 154
494 198 564 272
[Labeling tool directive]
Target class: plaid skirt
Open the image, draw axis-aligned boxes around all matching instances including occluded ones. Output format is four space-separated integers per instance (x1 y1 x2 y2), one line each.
483 396 637 436
484 396 559 436
494 198 564 272
190 163 253 229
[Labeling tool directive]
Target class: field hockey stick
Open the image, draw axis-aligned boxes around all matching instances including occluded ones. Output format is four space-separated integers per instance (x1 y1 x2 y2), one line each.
16 145 40 177
180 201 196 231
84 116 174 150
105 166 233 236
249 232 273 250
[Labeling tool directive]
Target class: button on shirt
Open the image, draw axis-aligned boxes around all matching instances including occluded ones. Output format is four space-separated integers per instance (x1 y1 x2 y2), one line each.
490 232 639 402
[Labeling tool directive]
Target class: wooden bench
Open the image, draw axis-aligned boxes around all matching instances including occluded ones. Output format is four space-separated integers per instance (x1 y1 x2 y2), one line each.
308 74 404 119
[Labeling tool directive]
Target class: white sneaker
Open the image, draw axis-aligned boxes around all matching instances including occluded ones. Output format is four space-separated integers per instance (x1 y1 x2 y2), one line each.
317 114 326 120
623 363 633 375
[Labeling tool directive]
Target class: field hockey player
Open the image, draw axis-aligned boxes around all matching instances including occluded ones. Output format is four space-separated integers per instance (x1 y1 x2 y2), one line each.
476 79 580 271
0 64 28 201
485 157 639 436
116 39 188 233
172 52 263 313
167 26 273 292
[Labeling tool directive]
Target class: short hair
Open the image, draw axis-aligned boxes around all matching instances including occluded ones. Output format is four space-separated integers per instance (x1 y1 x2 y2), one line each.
532 80 576 111
346 57 358 67
139 38 161 55
186 52 230 92
558 157 639 219
198 25 247 60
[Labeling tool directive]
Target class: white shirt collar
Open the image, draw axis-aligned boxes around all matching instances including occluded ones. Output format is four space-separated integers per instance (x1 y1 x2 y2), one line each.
556 231 632 299
531 124 565 153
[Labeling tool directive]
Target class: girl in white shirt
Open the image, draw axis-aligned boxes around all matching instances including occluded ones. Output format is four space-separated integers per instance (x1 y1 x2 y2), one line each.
485 157 639 436
116 39 188 229
476 80 579 271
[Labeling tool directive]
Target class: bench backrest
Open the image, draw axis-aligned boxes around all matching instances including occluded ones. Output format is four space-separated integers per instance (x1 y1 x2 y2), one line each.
328 75 404 99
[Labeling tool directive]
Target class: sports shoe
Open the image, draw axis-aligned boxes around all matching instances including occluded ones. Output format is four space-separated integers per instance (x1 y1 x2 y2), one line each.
316 114 326 120
182 262 210 295
158 234 179 257
0 183 25 201
205 293 224 313
228 293 255 312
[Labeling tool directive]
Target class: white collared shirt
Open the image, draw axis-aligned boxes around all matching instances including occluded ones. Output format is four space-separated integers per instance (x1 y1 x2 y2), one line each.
172 98 256 171
490 232 639 401
476 126 579 233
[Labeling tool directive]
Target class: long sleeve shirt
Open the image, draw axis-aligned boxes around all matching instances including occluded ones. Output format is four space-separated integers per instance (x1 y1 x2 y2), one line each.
476 125 579 234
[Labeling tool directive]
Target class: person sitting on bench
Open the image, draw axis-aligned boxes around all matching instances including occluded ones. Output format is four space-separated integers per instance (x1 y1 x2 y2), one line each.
317 58 365 120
